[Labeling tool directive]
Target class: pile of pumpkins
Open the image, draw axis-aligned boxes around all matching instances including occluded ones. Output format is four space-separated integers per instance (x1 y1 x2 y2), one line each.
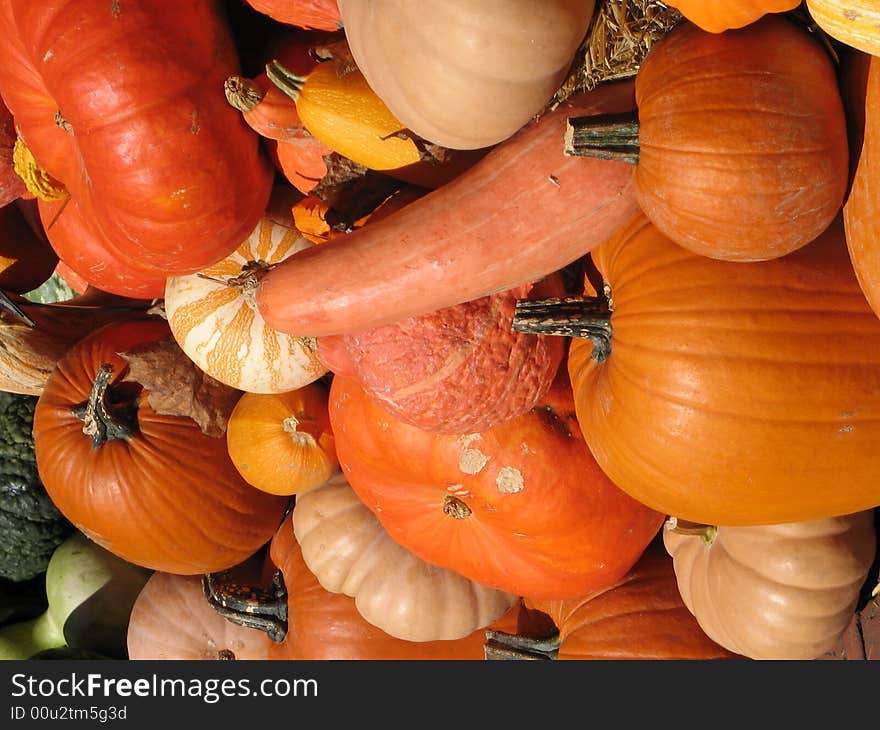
1 0 880 662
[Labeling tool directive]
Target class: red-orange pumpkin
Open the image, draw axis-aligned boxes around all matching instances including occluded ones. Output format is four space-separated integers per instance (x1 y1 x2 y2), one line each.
0 200 57 294
32 318 288 574
0 0 272 276
328 372 665 600
245 0 341 31
0 98 25 206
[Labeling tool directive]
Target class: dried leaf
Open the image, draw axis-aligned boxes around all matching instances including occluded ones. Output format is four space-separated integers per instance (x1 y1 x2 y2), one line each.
119 337 241 438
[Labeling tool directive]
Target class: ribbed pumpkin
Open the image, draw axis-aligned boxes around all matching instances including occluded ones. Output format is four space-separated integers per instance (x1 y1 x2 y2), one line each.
127 572 274 661
844 52 880 320
806 0 880 56
329 372 665 600
488 545 741 660
32 318 288 574
664 512 877 660
662 0 800 32
555 213 880 526
268 512 521 660
165 192 327 394
226 383 338 496
0 0 272 276
293 473 518 641
245 0 341 31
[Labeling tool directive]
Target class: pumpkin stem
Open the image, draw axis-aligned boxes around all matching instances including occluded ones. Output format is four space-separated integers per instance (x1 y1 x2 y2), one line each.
70 363 139 447
442 495 472 520
564 111 640 164
202 569 288 643
665 516 718 546
265 60 306 104
224 76 264 113
197 260 274 305
484 629 561 660
512 295 613 363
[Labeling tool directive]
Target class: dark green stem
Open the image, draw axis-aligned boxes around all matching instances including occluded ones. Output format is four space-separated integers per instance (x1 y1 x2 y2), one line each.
512 296 613 363
70 364 138 447
484 630 561 660
664 517 718 546
564 111 640 164
265 60 305 104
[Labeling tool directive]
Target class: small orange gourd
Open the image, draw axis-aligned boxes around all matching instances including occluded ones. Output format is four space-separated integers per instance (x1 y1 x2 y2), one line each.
226 383 338 496
662 0 800 32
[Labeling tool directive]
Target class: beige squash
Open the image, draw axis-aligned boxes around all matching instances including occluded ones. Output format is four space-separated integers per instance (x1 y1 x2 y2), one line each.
292 473 518 641
165 195 326 394
663 513 877 660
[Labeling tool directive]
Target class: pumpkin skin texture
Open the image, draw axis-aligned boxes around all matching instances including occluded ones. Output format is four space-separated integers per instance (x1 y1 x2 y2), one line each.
568 213 880 526
226 383 338 496
32 318 288 574
0 0 273 276
806 0 880 57
663 513 877 660
246 0 342 31
127 572 273 661
522 545 741 660
165 205 326 394
631 15 848 262
329 373 665 600
662 0 800 32
255 80 641 337
0 99 25 205
293 473 518 641
269 512 521 659
335 276 566 433
844 52 880 320
338 0 597 150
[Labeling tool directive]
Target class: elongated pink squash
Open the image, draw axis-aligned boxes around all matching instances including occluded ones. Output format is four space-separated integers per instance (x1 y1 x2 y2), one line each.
255 81 640 337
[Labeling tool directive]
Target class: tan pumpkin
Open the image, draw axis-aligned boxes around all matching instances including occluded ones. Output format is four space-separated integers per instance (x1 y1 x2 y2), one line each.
337 0 598 150
226 383 338 496
663 513 877 660
292 472 518 641
127 571 273 660
165 187 326 394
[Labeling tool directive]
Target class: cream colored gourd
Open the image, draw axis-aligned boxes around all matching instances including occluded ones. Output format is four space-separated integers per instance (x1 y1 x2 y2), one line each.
292 473 518 641
663 513 876 660
165 202 326 394
805 0 880 56
337 0 597 150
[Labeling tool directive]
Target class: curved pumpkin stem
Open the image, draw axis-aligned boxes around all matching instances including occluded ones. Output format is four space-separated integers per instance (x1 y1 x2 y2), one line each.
265 60 306 104
202 569 288 644
224 75 264 113
665 516 718 546
564 111 640 164
512 295 613 362
484 629 561 660
70 363 139 447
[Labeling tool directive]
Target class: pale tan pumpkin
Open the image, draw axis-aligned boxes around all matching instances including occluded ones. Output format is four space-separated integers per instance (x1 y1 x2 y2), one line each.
292 473 518 641
663 513 877 660
127 571 273 660
165 190 326 394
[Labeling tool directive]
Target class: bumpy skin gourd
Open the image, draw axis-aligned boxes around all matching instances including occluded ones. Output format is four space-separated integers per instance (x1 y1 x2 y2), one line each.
664 513 877 660
338 0 597 150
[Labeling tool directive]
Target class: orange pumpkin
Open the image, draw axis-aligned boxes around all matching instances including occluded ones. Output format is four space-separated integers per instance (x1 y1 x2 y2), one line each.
328 371 665 600
226 383 338 496
662 0 800 32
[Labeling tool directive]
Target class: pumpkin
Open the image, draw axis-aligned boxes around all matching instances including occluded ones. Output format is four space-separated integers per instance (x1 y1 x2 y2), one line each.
32 318 288 574
514 212 880 526
662 0 800 32
337 0 597 150
332 275 566 433
0 201 57 294
844 52 880 319
328 372 665 600
268 511 521 659
164 190 326 395
565 15 848 262
487 544 740 660
255 80 641 337
245 0 342 31
663 512 877 660
806 0 880 56
0 99 26 206
293 472 518 641
0 0 273 276
226 383 338 496
127 571 273 661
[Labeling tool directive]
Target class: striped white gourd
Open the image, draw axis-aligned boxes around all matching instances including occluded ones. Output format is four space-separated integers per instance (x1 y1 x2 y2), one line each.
165 213 326 394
